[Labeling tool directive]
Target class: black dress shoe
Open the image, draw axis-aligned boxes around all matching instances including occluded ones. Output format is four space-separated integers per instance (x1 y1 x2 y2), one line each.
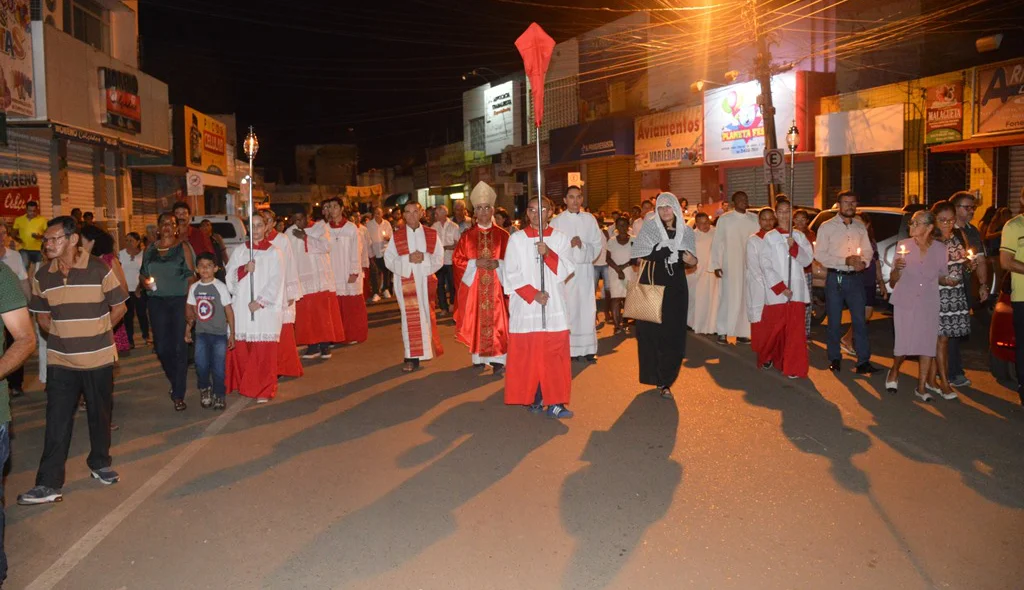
829 360 841 373
736 337 751 344
855 362 880 375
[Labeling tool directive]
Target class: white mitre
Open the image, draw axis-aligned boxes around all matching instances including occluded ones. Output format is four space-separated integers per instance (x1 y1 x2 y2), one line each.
469 181 496 208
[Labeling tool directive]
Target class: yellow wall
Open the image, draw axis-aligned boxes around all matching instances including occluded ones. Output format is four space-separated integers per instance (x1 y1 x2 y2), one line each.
820 70 973 207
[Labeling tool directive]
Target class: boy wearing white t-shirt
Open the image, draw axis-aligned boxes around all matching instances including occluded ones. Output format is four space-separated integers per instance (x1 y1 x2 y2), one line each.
186 253 235 410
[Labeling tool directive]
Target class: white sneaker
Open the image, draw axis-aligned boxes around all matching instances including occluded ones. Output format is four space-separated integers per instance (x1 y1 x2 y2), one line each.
382 290 392 299
371 294 381 303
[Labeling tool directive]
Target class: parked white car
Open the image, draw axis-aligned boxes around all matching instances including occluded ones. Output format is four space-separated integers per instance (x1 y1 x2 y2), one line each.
189 215 248 260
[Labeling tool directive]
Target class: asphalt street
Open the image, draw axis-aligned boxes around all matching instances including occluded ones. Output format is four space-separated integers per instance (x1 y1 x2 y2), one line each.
3 302 1023 589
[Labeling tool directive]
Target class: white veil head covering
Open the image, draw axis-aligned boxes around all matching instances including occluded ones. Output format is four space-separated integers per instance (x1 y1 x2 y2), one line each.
630 192 696 264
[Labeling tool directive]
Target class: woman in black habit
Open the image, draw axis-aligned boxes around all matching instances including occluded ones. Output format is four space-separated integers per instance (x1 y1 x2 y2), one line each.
631 192 698 399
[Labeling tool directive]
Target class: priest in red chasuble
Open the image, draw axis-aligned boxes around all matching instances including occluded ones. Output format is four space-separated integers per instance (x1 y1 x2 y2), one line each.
453 182 510 376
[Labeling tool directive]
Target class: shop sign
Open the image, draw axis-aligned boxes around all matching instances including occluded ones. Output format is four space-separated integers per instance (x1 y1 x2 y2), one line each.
549 117 635 164
484 81 521 156
635 106 703 171
0 170 38 217
99 67 141 134
500 142 550 174
0 0 34 118
53 123 118 148
977 59 1024 135
439 141 467 185
186 170 204 197
184 106 227 175
703 72 797 163
924 82 963 144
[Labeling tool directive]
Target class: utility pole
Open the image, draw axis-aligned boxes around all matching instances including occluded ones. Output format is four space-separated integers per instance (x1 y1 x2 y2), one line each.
749 0 781 206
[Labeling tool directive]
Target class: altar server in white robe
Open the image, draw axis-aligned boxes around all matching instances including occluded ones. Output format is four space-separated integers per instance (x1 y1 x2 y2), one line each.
687 212 721 334
549 185 604 362
710 190 760 343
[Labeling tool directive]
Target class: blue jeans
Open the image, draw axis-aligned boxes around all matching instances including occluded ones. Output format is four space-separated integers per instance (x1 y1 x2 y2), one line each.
825 271 870 365
195 333 227 398
149 296 188 400
0 422 8 583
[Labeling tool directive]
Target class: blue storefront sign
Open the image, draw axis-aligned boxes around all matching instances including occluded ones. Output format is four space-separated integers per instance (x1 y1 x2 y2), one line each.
550 117 635 164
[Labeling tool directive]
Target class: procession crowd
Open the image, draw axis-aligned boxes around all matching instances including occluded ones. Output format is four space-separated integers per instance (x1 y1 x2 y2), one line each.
0 179 1016 583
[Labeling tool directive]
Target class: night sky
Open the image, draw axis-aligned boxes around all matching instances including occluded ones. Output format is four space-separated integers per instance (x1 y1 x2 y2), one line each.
138 0 618 181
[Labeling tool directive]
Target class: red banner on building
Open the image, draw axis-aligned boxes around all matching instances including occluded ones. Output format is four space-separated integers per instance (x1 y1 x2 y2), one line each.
0 185 39 218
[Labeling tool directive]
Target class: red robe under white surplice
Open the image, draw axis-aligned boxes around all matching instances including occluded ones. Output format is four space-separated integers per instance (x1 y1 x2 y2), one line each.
453 224 510 365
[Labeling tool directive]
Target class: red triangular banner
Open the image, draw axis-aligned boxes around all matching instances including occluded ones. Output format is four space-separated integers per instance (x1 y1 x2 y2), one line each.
515 23 556 129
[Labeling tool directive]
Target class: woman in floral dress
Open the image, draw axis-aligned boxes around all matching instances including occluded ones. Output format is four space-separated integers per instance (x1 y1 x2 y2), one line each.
929 201 972 399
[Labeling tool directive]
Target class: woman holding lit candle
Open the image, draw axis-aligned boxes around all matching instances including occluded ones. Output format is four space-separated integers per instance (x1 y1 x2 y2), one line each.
886 210 951 401
927 201 974 399
140 212 197 411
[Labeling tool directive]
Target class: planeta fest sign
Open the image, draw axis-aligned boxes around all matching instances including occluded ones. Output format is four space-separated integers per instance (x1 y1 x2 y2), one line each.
924 82 963 144
0 170 38 217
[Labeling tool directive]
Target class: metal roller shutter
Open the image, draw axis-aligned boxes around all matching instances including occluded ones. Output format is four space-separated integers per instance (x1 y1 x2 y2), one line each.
725 166 770 206
603 158 636 213
584 161 608 210
791 161 815 208
669 167 701 203
1009 145 1024 216
64 142 96 217
0 130 54 218
130 170 159 234
545 167 568 203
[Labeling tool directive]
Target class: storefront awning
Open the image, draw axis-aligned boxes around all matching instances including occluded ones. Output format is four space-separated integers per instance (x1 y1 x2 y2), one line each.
929 132 1024 153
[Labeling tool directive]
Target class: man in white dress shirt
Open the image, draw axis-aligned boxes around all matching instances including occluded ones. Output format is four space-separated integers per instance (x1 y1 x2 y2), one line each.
431 205 461 315
385 202 445 372
365 207 393 301
550 185 604 363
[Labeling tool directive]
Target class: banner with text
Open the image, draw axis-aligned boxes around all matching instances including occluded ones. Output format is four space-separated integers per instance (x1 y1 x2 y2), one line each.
703 72 797 163
635 106 703 171
184 106 227 175
977 59 1024 135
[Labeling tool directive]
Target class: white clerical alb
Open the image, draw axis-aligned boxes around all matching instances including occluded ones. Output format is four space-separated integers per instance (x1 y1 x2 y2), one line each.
549 210 604 357
384 225 445 360
710 210 759 338
688 226 720 334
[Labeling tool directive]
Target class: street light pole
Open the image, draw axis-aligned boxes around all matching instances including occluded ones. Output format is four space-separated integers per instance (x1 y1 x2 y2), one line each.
749 0 780 207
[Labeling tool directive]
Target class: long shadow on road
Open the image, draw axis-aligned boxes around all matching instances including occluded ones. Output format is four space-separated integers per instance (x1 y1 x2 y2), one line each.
560 390 682 590
262 392 569 588
170 365 485 500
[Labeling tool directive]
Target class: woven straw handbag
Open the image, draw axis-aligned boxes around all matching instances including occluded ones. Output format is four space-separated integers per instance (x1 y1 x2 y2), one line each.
623 259 664 324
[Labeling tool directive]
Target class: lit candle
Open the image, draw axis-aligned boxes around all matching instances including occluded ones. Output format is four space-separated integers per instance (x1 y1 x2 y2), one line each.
967 248 975 261
898 244 907 256
856 247 861 256
146 277 157 292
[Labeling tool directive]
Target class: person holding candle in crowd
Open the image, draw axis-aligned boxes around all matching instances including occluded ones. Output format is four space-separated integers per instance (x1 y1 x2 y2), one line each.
947 191 989 388
366 207 394 302
927 201 973 399
886 210 952 401
813 190 878 374
140 213 196 411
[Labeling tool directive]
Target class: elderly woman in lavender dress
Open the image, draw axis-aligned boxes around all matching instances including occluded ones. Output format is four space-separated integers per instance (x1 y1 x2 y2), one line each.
885 210 956 402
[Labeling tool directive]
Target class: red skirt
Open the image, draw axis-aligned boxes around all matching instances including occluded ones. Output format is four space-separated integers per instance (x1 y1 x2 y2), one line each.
277 323 304 378
227 341 279 399
505 331 571 406
762 302 809 378
294 291 346 344
338 295 368 343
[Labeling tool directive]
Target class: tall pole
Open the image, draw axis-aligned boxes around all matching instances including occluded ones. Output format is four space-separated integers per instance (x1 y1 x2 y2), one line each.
535 122 546 329
244 127 259 321
750 0 780 207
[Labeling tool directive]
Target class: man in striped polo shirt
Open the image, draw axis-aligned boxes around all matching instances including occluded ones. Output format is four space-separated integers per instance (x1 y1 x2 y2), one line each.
18 216 128 505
